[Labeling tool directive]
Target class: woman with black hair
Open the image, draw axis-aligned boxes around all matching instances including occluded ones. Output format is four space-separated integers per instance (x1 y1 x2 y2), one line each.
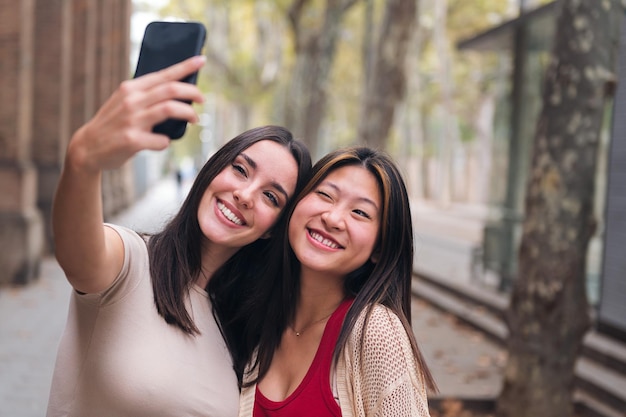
47 56 311 417
234 147 436 417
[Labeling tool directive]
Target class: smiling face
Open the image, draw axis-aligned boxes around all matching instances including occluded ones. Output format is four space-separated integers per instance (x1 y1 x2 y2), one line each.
288 165 382 279
197 140 299 253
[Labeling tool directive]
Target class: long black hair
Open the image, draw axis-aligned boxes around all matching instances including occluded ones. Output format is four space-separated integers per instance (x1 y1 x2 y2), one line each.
147 126 311 340
245 146 437 392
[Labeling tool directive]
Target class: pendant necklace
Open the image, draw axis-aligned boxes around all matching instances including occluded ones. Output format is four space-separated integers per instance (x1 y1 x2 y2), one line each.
290 312 334 337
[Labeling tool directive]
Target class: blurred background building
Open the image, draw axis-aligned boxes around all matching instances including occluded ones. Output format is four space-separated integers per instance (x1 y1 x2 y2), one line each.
1 0 134 285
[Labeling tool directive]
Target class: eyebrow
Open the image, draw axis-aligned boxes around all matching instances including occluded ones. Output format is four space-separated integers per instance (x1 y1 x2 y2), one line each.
240 152 290 200
325 182 379 211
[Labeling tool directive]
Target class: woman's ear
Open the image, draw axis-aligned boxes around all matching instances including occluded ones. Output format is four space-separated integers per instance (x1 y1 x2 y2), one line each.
370 249 380 264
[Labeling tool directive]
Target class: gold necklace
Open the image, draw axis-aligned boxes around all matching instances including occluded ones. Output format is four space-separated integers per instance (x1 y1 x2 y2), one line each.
289 312 334 337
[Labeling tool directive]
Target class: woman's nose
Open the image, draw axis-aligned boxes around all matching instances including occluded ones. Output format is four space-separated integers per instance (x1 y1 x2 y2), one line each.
321 208 345 230
233 186 254 209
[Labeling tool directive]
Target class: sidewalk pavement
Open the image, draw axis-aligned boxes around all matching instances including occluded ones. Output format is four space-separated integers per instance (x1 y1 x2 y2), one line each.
0 177 504 417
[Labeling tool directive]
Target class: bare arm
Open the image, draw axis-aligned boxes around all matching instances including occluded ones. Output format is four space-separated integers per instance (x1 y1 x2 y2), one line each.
52 56 206 294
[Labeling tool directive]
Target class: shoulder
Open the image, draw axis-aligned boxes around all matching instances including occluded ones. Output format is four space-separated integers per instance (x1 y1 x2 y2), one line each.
346 304 423 382
351 304 408 346
105 223 148 251
94 224 150 300
104 223 150 268
338 304 430 415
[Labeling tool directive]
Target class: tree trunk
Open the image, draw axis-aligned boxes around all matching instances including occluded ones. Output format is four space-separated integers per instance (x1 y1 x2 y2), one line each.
356 0 417 149
496 1 621 417
284 0 357 155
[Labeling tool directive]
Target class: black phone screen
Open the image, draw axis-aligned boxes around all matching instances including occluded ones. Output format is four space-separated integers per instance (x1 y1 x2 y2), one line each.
134 21 207 139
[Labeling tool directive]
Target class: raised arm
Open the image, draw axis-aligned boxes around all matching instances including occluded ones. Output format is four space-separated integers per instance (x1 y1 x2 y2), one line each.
52 56 206 294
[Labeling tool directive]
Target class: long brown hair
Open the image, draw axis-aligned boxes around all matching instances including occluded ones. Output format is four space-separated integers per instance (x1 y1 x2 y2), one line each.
248 146 437 392
147 126 311 336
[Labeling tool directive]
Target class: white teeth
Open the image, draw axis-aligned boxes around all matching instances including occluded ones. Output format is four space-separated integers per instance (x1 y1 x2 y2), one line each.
309 231 339 249
217 202 243 225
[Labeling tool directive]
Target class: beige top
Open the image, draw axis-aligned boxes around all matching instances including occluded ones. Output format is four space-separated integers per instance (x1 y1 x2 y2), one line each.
239 304 430 417
47 224 239 417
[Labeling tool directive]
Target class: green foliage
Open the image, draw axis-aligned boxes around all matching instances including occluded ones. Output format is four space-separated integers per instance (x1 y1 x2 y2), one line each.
148 0 534 157
414 0 514 147
156 0 291 120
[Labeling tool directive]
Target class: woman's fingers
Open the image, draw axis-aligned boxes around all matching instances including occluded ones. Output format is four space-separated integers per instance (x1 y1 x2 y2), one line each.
65 56 207 172
139 98 201 132
98 55 205 121
111 56 206 131
131 55 206 90
124 81 205 117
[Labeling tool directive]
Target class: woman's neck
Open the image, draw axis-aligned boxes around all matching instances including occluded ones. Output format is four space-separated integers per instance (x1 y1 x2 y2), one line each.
296 269 346 323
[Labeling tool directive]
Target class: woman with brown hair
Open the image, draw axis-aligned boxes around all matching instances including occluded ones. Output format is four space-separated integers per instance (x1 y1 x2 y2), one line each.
233 147 436 416
47 56 311 417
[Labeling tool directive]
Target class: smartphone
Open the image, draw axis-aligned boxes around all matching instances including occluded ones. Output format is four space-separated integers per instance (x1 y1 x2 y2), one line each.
134 21 207 139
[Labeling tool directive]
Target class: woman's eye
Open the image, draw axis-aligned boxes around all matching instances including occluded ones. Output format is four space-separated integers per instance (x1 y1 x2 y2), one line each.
316 190 331 199
264 192 279 207
232 163 247 177
353 209 371 219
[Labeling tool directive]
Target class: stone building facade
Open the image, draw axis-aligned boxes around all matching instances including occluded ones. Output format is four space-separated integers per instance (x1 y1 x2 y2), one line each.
0 0 133 285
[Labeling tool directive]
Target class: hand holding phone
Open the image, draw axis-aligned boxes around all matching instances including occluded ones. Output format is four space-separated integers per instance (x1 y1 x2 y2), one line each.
134 21 207 139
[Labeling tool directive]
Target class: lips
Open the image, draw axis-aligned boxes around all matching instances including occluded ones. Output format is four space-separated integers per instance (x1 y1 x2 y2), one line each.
217 200 245 226
308 229 343 249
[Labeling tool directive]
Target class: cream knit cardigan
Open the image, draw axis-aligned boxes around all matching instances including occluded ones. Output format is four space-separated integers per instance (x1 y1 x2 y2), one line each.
239 304 431 417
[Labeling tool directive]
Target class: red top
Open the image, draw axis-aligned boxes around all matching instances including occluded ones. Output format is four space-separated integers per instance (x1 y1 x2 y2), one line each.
254 299 354 417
